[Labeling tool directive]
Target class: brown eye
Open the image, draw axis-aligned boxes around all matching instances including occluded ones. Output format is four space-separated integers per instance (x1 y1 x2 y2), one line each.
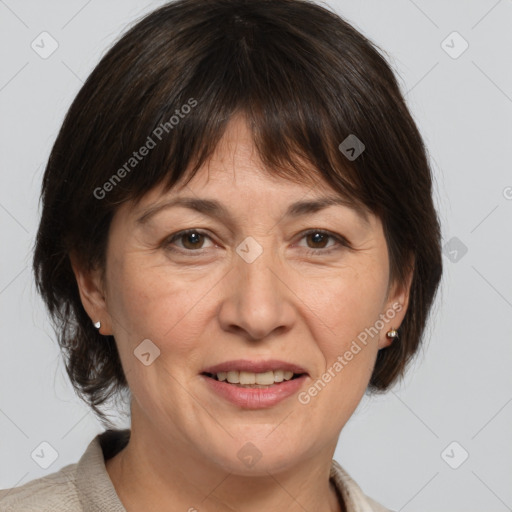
165 229 214 252
180 231 205 250
305 231 330 249
297 229 349 254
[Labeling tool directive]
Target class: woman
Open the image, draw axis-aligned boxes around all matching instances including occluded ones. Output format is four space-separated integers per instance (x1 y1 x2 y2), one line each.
0 0 442 510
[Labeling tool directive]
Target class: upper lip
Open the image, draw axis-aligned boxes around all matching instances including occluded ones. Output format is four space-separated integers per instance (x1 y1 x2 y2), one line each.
201 359 308 375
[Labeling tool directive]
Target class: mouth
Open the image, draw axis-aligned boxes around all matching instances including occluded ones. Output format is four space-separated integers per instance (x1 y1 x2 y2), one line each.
200 359 309 389
201 370 306 388
200 364 309 409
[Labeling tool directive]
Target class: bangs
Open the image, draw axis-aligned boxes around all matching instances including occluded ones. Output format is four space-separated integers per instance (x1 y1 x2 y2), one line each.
81 2 377 216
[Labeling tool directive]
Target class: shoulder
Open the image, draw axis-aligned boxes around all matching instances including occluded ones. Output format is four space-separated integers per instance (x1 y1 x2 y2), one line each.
330 459 395 512
365 495 395 512
0 463 81 512
0 428 130 512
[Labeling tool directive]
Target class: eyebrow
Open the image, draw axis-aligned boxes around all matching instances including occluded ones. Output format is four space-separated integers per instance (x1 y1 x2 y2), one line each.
136 195 370 226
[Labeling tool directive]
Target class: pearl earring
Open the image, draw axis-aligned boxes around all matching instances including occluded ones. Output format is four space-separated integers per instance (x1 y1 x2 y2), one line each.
94 321 101 329
386 327 398 339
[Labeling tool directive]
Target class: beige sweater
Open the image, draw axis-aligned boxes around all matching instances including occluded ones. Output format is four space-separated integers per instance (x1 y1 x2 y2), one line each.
0 429 393 511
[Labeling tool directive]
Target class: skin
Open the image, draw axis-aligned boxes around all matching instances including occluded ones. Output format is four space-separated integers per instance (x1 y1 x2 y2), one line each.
73 115 412 512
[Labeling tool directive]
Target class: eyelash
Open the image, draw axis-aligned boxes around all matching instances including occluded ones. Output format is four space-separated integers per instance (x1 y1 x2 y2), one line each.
163 228 350 256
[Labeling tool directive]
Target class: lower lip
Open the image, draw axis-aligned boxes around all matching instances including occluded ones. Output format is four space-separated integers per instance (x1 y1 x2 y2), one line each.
201 374 308 409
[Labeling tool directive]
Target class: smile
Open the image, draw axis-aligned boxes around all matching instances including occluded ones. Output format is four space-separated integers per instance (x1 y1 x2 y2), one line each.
203 369 302 387
201 371 308 409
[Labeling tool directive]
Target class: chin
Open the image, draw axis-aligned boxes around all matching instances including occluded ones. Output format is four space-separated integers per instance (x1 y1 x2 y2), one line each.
202 434 309 477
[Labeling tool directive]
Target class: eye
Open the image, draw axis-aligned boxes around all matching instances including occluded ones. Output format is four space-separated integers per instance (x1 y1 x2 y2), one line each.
296 229 349 254
163 228 350 256
164 229 215 253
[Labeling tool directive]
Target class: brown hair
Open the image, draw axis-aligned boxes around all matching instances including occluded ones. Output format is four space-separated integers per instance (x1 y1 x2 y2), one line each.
33 0 442 427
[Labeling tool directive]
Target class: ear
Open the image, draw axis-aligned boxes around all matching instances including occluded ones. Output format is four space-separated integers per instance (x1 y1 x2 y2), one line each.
378 260 414 350
69 252 113 336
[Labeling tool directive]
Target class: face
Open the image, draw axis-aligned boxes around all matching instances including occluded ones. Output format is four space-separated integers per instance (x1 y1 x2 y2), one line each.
75 116 410 475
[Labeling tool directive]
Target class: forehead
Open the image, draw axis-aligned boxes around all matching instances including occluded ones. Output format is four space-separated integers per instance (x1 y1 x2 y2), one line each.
186 114 320 186
171 115 344 197
118 114 373 229
131 168 372 233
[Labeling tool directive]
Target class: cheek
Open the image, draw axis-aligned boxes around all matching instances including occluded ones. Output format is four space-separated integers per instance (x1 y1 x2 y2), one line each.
295 274 385 430
301 263 389 356
105 253 218 352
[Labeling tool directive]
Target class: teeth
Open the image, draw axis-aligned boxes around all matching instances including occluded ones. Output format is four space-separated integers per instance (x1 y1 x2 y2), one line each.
215 370 298 385
240 371 256 385
226 371 239 384
255 371 274 385
273 370 284 382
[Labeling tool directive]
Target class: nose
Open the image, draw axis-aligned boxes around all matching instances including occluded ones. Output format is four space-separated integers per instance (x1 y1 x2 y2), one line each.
217 245 296 341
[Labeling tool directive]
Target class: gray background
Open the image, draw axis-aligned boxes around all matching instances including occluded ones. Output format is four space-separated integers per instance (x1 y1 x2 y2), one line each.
1 1 511 510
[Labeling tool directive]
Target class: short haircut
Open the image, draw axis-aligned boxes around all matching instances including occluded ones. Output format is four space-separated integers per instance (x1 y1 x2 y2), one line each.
33 0 443 427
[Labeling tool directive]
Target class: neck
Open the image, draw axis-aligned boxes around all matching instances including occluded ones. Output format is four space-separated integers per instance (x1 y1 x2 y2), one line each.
105 422 343 512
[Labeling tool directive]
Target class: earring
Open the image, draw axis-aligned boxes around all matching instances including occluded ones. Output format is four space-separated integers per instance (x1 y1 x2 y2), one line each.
94 321 101 329
386 327 398 339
